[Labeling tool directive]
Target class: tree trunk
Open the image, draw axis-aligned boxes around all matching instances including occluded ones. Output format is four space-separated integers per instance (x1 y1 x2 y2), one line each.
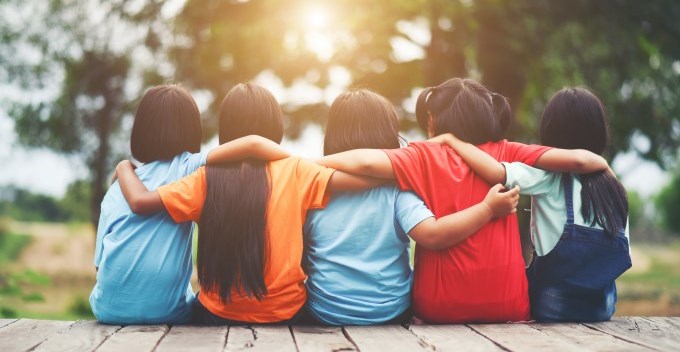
89 109 112 231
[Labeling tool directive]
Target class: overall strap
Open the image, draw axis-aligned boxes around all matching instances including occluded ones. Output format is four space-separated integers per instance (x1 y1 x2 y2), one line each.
562 173 575 225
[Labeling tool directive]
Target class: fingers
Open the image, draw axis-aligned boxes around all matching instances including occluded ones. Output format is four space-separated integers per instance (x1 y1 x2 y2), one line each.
489 183 505 193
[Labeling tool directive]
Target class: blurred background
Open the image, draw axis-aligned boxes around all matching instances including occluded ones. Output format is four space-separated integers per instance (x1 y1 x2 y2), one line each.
0 0 679 319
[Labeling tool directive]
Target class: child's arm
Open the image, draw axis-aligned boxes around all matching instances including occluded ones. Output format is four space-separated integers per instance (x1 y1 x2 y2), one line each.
326 171 388 192
206 135 290 164
429 133 609 185
116 160 164 214
409 184 520 250
534 149 608 173
317 149 396 179
428 133 506 184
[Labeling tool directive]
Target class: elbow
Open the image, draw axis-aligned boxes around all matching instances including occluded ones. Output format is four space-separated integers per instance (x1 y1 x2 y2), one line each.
128 197 151 215
417 236 449 251
573 151 608 173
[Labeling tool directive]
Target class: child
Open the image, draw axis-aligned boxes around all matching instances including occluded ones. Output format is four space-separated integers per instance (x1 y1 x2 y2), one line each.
316 78 610 323
115 83 388 325
91 84 287 324
303 89 521 325
432 87 631 322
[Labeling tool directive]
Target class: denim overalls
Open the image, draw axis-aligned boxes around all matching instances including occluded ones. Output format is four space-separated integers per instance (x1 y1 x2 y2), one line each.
526 174 632 322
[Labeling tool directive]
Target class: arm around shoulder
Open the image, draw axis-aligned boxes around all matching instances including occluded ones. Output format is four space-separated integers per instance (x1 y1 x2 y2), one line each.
116 160 164 214
535 148 608 174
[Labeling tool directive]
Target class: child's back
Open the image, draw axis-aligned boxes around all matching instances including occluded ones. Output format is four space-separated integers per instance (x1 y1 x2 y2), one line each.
505 165 631 321
90 84 204 324
386 140 549 323
304 186 432 325
92 151 206 324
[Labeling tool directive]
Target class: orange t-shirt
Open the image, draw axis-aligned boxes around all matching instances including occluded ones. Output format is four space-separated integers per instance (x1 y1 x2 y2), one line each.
157 157 335 323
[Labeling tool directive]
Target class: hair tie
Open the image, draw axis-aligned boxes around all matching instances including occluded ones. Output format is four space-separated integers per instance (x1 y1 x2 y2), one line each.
425 87 435 104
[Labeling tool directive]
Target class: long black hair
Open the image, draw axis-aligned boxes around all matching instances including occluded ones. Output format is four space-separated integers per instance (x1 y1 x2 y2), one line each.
198 83 284 302
414 77 511 143
540 87 628 236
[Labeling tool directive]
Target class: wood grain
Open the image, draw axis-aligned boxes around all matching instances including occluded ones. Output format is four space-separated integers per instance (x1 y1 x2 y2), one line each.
292 325 357 352
95 325 169 352
0 319 73 352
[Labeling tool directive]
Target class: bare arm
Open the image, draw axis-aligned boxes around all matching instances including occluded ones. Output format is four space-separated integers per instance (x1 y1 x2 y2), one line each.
409 184 520 250
115 160 164 214
534 149 608 173
316 149 396 179
206 135 290 164
430 133 609 184
428 133 506 185
326 171 387 192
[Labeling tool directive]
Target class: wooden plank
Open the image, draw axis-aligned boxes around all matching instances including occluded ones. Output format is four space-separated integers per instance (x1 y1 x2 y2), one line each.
0 319 73 352
225 325 296 352
470 323 590 352
644 317 680 330
584 317 680 351
96 325 169 352
529 322 651 351
407 325 503 352
32 321 121 352
155 325 228 352
0 318 17 329
343 325 429 352
292 325 357 352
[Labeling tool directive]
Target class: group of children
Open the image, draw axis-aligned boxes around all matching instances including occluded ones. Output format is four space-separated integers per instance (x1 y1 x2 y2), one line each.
90 77 632 326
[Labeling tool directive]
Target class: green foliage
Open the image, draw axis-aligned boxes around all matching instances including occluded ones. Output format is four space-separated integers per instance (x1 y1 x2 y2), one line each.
0 180 90 223
0 231 31 266
627 190 644 230
67 295 94 318
655 171 680 235
0 269 50 318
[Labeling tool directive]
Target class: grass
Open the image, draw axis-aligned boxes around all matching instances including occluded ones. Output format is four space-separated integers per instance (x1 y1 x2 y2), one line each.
0 232 32 266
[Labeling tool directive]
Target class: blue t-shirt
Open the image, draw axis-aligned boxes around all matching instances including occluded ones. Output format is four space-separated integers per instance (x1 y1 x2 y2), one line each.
90 151 207 324
303 186 433 325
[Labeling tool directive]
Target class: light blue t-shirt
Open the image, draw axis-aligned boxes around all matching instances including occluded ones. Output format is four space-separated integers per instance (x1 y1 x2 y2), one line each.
503 162 630 257
303 186 434 325
90 151 207 324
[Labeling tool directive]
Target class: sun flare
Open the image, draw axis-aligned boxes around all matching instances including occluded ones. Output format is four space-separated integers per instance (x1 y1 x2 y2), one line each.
304 6 330 29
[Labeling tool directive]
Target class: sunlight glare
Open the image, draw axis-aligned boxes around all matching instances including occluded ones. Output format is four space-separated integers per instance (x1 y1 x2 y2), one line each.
305 6 330 29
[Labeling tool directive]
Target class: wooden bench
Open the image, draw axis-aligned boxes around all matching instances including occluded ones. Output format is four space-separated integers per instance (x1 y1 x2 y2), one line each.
1 317 679 351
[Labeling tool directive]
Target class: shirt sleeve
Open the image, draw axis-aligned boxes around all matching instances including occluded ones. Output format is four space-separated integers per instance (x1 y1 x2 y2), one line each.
395 191 434 234
183 150 210 175
295 159 336 210
503 162 561 196
504 141 552 166
157 167 207 223
383 144 424 191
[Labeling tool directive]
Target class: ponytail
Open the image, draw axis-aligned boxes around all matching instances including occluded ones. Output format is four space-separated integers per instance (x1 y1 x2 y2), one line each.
416 78 509 144
580 171 628 237
491 92 511 140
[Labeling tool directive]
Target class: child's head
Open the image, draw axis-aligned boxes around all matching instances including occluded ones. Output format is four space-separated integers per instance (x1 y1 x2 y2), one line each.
540 87 609 155
130 84 202 163
324 89 401 156
218 83 284 144
415 78 510 144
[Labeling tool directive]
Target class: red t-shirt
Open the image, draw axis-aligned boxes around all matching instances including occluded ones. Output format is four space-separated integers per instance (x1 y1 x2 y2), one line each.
384 140 551 323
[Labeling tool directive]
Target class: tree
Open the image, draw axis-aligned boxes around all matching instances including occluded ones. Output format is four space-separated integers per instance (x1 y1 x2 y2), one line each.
174 0 680 165
656 171 680 235
1 0 168 227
